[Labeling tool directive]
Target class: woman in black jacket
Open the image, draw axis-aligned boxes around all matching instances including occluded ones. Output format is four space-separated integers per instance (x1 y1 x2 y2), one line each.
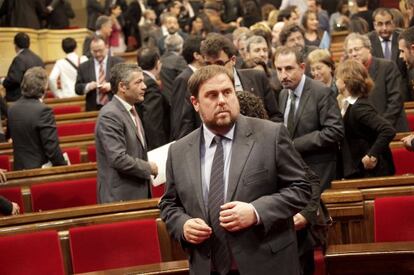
335 59 396 179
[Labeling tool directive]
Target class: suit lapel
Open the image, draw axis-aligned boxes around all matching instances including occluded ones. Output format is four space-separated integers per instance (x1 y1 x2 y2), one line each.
391 32 399 61
279 89 288 113
90 60 97 82
368 57 379 80
372 35 384 58
105 57 111 81
185 129 207 218
292 78 312 136
227 116 254 202
237 70 254 92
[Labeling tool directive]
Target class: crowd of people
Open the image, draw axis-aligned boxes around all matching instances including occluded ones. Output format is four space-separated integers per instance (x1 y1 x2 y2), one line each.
1 0 414 274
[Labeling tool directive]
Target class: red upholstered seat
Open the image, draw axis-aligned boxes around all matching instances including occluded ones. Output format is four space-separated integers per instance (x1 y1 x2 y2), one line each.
391 147 414 175
152 184 165 198
0 187 24 214
407 113 414 131
57 121 96 137
374 195 414 242
63 147 81 164
87 145 96 162
31 178 97 212
52 105 82 115
69 219 161 273
0 230 65 275
0 155 11 171
314 248 326 275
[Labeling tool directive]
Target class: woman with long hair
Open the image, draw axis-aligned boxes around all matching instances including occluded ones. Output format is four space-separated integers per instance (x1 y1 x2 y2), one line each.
335 59 396 179
301 10 329 49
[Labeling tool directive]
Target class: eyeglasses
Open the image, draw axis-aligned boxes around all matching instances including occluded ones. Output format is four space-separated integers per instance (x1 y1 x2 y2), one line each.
204 59 232 66
346 46 364 55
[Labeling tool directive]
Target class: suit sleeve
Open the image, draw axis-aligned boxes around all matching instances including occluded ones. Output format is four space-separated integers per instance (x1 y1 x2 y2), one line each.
294 91 344 154
299 165 321 225
258 72 284 122
3 57 25 91
251 125 312 233
75 65 88 95
38 107 67 167
383 61 405 125
96 111 152 179
353 102 396 158
0 196 12 216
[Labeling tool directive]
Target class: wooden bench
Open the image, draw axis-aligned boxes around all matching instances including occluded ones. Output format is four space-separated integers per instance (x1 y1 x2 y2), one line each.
325 241 414 275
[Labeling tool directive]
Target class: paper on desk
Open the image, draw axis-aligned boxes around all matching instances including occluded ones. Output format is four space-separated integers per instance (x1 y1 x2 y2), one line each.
148 141 175 186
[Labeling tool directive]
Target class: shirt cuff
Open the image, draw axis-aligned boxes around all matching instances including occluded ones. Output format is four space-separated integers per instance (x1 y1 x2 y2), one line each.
250 203 261 225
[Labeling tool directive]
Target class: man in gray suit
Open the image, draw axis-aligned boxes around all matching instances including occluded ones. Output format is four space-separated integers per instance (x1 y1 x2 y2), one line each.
95 63 158 203
275 46 344 275
159 65 311 275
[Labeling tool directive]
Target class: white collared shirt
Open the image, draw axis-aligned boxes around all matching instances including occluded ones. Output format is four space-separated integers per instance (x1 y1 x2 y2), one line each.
341 95 358 116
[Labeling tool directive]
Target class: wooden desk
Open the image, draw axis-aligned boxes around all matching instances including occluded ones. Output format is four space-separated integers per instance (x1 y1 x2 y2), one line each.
326 241 414 275
76 260 189 275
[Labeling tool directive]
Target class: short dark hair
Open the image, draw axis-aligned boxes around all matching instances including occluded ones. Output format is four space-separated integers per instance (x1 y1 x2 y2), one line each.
182 36 203 64
274 46 304 64
62 37 77 54
110 63 142 94
277 6 295 22
137 47 160 70
21 67 48 98
14 32 30 49
356 0 367 8
188 65 234 98
399 26 414 47
279 23 305 46
372 8 393 21
200 33 238 59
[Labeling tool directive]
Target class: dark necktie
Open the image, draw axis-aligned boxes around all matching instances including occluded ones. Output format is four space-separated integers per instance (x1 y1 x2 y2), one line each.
208 136 231 275
383 39 391 60
287 91 296 136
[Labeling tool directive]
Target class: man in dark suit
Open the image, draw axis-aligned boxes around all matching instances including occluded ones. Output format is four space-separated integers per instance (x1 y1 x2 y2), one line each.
137 47 170 150
275 46 343 275
95 63 158 203
8 67 67 171
159 65 311 275
86 0 105 31
170 35 204 140
83 15 113 58
368 8 411 102
176 33 283 139
6 0 48 29
344 32 409 132
2 32 44 102
159 33 187 105
75 35 123 111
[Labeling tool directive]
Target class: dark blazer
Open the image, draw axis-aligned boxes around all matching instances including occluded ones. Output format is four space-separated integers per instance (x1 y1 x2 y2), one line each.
0 196 12 216
46 0 74 29
341 97 396 178
95 96 152 203
368 57 409 132
86 0 105 30
138 72 171 151
3 49 44 102
8 97 66 171
159 115 311 275
368 30 412 102
75 56 123 111
8 0 48 29
174 68 284 139
279 77 344 190
160 51 188 105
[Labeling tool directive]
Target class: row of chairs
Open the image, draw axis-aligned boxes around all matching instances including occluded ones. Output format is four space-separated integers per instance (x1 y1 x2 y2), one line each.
0 218 162 274
0 176 165 213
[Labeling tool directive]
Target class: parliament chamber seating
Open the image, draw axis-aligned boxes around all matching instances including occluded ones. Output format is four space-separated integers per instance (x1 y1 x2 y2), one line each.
69 219 162 273
52 105 82 115
87 145 96 162
407 113 414 131
0 230 65 275
374 195 414 242
30 178 97 212
0 154 11 171
0 186 24 214
57 121 96 137
391 147 414 175
63 147 82 164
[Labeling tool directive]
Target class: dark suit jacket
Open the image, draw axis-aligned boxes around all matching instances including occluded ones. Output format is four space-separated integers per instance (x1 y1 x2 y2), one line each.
46 0 74 29
75 56 123 111
368 57 409 132
368 30 412 102
341 97 396 178
8 97 66 171
279 77 344 190
3 49 44 102
160 51 188 105
86 0 105 30
159 115 311 275
137 72 171 151
0 196 12 215
95 96 152 203
8 0 48 29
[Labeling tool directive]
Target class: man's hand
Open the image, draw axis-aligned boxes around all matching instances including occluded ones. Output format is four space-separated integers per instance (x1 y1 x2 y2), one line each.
362 155 377 170
149 161 158 178
219 201 257 232
183 218 212 244
402 134 414 152
100 82 111 93
293 213 308 231
11 202 20 215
